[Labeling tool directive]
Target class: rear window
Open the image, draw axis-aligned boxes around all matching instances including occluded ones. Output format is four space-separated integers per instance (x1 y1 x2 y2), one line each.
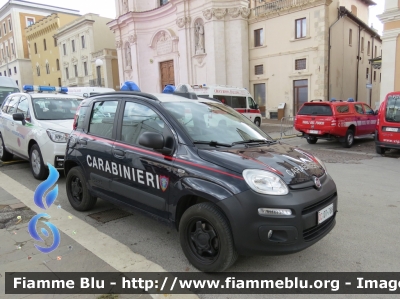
336 105 349 113
386 95 400 123
298 104 333 116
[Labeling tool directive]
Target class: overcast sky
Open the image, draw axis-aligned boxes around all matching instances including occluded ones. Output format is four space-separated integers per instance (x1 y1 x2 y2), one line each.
0 0 385 33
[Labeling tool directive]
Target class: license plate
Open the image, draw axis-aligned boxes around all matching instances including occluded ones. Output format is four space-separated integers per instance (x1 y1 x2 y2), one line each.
386 127 398 132
309 130 320 134
318 203 334 224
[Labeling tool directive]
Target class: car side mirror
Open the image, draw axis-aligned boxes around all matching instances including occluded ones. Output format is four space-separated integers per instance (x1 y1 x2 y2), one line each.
83 93 89 98
374 110 379 115
255 104 259 109
13 113 26 125
139 132 172 155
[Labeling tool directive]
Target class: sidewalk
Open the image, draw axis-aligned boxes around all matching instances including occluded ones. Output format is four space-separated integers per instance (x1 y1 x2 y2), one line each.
0 186 151 299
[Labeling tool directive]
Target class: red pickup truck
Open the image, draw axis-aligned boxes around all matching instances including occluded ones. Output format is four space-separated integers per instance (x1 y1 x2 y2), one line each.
294 100 378 148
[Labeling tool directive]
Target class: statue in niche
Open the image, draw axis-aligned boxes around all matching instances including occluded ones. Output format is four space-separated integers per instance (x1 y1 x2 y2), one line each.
195 21 205 55
122 0 129 13
126 44 132 69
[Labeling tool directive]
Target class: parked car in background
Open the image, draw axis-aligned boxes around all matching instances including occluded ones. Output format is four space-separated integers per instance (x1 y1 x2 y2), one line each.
375 92 400 154
0 77 19 106
68 87 115 98
294 100 378 148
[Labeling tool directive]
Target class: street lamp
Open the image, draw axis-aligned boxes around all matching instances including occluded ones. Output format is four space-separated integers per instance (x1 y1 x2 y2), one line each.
95 58 103 87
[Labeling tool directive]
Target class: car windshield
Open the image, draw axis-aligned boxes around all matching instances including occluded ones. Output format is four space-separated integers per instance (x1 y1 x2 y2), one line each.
0 87 19 105
298 104 333 116
162 101 271 145
33 98 80 120
386 95 400 123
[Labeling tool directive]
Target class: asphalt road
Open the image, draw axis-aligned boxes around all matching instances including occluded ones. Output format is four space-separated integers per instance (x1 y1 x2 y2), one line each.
0 136 399 298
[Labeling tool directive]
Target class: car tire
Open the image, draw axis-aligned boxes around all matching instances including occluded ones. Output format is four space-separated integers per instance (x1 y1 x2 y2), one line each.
0 133 13 161
66 167 97 211
376 146 386 154
254 118 261 127
306 136 318 144
179 202 238 272
342 128 355 148
29 144 48 180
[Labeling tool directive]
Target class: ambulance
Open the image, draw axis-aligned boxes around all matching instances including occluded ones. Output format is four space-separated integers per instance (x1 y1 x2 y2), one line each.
67 87 115 98
192 84 262 127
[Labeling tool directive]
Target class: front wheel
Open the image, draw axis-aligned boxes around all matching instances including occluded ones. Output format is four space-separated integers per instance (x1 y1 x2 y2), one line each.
66 167 97 211
376 146 386 154
254 118 261 127
306 136 318 144
179 203 238 272
29 144 48 180
342 129 355 148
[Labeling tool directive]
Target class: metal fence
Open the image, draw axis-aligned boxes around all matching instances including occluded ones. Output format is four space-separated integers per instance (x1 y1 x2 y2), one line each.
280 117 300 139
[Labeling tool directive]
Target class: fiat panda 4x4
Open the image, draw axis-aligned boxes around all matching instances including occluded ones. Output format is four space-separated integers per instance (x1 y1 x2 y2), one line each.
64 85 338 272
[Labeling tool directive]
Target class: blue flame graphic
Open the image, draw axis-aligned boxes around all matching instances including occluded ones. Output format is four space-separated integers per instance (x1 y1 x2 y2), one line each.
28 213 60 253
29 164 61 253
34 163 59 210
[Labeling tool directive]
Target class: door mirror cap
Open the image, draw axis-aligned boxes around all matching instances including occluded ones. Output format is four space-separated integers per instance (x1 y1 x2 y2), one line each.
255 104 259 109
83 93 89 98
139 132 165 150
13 113 26 125
374 110 379 115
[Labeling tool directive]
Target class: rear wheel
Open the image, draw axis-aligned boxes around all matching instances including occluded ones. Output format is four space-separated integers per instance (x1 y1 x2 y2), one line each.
179 202 238 272
254 118 261 127
306 136 318 144
342 129 355 148
0 133 13 161
376 146 386 154
66 167 97 211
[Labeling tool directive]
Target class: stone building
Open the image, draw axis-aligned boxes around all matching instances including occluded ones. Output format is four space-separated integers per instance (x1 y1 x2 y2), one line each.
378 0 400 101
54 13 120 89
25 13 80 87
109 0 381 117
0 0 79 89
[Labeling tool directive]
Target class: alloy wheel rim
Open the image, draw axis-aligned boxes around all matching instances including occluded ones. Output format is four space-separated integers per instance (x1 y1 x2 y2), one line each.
348 134 353 144
31 149 41 175
188 219 220 263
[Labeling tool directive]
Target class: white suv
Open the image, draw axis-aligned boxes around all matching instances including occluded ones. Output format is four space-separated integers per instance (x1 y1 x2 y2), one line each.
0 92 81 179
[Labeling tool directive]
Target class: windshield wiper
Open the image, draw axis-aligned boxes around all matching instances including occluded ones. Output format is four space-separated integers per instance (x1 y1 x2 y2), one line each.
232 139 276 146
193 140 232 147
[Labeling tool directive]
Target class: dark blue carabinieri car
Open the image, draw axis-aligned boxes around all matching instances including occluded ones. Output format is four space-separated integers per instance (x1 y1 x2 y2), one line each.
64 86 338 272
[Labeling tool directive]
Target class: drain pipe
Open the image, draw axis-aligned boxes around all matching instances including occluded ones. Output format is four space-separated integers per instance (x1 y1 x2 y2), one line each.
356 25 363 102
327 8 342 101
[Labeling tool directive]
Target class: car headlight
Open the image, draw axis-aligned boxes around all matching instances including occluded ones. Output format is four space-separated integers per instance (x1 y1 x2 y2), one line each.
46 129 69 143
314 156 327 174
243 169 289 195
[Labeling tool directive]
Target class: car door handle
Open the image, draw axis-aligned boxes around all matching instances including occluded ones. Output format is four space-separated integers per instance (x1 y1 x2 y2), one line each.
113 149 125 157
78 139 87 145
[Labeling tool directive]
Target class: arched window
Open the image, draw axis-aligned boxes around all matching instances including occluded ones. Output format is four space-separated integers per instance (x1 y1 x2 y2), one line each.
56 59 60 70
43 39 47 51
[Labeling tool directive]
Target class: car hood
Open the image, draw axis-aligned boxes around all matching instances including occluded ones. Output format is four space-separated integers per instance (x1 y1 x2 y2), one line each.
37 119 74 134
197 143 325 185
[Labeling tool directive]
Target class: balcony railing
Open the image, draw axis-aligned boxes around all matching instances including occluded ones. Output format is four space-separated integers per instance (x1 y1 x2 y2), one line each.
89 78 104 87
253 0 311 17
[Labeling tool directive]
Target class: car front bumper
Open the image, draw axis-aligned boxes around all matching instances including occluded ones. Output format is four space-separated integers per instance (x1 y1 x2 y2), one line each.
217 174 338 256
40 140 68 169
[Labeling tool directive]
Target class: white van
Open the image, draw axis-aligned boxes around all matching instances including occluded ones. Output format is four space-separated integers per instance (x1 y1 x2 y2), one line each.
192 84 262 126
0 77 19 105
67 87 115 98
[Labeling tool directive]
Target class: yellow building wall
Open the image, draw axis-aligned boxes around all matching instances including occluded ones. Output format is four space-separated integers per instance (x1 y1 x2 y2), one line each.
27 13 79 86
19 13 48 59
112 58 120 90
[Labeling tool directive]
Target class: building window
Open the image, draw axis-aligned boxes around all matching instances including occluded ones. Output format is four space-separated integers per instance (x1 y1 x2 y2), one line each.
361 37 364 52
374 45 377 58
373 71 376 81
295 18 306 39
254 28 263 47
56 59 60 70
43 39 47 51
11 43 14 55
26 17 34 26
65 67 69 79
16 80 18 85
63 43 66 55
367 41 370 55
34 43 37 54
81 35 85 48
349 29 352 45
3 23 6 34
8 68 11 76
58 77 61 87
366 68 369 79
74 64 78 77
160 0 168 6
83 61 88 76
6 46 9 58
8 19 11 31
36 65 40 76
13 66 16 74
0 28 2 37
72 40 75 52
255 64 263 75
46 62 50 74
295 58 307 70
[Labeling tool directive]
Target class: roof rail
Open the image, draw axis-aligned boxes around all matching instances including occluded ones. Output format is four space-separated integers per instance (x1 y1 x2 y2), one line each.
311 99 323 102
